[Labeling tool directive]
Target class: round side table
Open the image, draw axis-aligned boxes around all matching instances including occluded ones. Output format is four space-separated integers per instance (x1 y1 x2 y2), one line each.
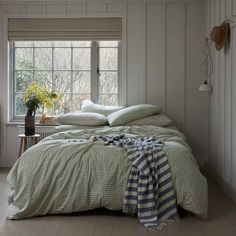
18 134 40 158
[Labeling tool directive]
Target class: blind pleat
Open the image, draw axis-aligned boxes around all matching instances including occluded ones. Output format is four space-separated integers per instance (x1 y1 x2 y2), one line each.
8 18 122 40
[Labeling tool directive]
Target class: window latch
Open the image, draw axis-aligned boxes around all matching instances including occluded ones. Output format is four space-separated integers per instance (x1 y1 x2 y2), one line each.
97 68 101 76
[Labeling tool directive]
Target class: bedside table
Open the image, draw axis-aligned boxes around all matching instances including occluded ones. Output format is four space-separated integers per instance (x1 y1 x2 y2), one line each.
18 134 40 158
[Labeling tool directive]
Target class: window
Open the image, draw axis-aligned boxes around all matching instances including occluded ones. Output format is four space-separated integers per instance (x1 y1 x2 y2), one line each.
11 40 120 118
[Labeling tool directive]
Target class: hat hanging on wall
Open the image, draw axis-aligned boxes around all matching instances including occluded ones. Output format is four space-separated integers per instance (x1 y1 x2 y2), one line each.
210 21 230 51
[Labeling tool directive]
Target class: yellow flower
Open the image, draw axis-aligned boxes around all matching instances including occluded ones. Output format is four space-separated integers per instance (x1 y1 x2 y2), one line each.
23 82 58 112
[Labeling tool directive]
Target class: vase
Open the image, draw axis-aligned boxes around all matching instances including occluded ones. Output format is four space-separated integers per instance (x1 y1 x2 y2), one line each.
25 110 36 136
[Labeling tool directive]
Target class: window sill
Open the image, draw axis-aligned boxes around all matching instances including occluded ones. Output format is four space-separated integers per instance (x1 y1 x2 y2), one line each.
6 122 58 127
6 121 24 126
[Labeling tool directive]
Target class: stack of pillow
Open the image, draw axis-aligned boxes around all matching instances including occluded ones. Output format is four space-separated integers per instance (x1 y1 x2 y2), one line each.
55 100 172 127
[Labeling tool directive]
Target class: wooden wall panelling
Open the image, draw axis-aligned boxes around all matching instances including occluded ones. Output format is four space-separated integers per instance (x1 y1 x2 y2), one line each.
213 0 220 173
232 25 236 190
126 3 146 105
165 3 185 131
219 0 226 177
146 3 165 108
224 0 233 183
185 1 208 166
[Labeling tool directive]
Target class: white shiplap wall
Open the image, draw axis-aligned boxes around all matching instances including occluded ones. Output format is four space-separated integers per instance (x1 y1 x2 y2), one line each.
205 0 236 201
0 0 208 167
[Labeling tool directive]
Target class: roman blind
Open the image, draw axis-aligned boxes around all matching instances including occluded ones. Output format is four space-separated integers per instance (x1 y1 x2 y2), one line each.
8 18 122 40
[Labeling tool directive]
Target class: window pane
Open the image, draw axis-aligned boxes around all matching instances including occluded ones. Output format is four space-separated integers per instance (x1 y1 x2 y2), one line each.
15 48 33 70
99 48 118 70
35 48 52 70
73 48 91 70
35 71 53 91
15 94 27 115
99 72 118 93
54 94 71 115
73 72 91 93
99 94 118 106
72 41 91 47
99 41 118 47
15 71 33 92
53 41 71 47
54 48 71 70
72 94 91 111
14 42 33 47
54 71 71 92
13 40 120 118
34 41 52 47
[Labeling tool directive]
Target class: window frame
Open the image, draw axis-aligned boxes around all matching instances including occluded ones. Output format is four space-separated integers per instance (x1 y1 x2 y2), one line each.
10 40 121 121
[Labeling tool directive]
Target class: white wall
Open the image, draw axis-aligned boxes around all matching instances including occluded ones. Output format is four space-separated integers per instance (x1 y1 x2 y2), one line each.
205 0 236 201
0 0 208 167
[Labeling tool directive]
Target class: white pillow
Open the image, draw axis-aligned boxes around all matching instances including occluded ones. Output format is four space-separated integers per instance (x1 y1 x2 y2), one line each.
55 112 107 126
126 114 172 127
81 100 124 117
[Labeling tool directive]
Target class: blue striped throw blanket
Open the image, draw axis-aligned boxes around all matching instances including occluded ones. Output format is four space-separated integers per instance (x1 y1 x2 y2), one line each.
95 134 178 229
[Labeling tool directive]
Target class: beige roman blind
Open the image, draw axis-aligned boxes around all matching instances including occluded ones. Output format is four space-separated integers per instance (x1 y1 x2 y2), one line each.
8 18 122 40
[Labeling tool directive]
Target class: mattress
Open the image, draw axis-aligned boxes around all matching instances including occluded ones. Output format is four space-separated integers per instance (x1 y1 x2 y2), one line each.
7 125 207 220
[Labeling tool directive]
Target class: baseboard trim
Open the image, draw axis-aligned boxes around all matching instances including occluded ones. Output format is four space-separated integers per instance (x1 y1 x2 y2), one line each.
205 163 236 203
0 167 11 173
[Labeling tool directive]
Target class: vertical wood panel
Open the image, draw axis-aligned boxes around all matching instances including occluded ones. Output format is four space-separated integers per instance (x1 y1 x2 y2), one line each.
205 0 211 166
86 3 105 13
66 3 84 14
226 0 232 18
166 3 185 130
25 4 43 14
206 0 211 34
126 3 145 105
225 0 233 183
232 26 236 189
214 0 221 172
6 4 23 14
0 4 4 166
219 0 226 176
107 3 124 13
45 4 65 14
233 0 236 16
185 2 208 166
146 3 165 108
207 0 236 194
210 0 215 165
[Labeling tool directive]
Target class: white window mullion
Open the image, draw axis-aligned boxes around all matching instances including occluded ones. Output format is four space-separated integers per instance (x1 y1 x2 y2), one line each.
11 42 16 120
70 44 73 112
118 41 121 105
33 43 35 82
91 41 98 103
52 43 55 115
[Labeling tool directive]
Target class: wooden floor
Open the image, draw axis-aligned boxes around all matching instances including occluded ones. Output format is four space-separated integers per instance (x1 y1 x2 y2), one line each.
1 170 236 236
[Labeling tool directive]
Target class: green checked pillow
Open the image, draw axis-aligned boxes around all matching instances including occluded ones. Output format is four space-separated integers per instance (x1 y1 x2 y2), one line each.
107 104 161 127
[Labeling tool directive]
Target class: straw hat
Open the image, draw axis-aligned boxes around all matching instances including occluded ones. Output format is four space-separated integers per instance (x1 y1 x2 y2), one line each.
210 22 229 51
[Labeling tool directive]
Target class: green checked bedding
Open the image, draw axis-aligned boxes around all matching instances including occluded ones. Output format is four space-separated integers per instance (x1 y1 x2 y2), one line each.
7 126 208 220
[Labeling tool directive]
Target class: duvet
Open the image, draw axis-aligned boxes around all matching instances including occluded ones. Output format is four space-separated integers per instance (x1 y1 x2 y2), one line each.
7 126 207 219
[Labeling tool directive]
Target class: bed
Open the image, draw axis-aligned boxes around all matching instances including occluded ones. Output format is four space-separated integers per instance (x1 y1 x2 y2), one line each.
7 125 207 220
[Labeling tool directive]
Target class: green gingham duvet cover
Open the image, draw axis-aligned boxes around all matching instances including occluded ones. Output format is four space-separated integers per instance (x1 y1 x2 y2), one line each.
7 126 208 219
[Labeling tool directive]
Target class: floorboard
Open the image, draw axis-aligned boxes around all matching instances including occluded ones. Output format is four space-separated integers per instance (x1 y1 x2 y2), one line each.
0 171 236 236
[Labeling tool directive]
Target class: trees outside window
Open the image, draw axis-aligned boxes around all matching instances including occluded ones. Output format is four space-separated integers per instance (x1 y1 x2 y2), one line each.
12 40 120 118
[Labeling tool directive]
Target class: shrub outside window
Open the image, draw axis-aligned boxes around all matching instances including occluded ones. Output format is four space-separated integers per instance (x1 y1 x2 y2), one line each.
11 40 120 119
